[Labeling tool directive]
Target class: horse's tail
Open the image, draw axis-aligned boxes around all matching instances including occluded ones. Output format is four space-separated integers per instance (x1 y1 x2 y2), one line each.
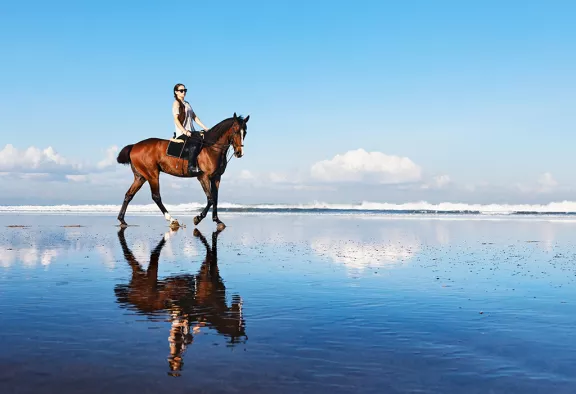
117 144 134 165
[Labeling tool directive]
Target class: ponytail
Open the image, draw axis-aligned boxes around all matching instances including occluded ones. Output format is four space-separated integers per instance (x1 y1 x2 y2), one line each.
173 84 186 126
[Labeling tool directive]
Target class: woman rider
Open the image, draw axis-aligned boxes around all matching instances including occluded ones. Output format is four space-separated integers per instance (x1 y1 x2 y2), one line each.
173 83 210 173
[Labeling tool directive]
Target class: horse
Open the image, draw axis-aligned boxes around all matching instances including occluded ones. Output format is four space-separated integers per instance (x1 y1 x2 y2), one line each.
114 227 246 375
116 113 249 230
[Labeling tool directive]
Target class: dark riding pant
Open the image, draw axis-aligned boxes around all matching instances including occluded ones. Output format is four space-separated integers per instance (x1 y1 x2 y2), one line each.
185 132 203 173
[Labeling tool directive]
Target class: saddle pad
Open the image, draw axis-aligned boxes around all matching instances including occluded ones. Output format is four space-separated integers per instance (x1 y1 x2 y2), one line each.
166 133 204 159
166 136 188 158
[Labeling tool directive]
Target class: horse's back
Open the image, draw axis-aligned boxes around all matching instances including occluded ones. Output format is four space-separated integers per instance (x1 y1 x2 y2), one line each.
128 138 169 165
131 137 170 154
134 137 169 146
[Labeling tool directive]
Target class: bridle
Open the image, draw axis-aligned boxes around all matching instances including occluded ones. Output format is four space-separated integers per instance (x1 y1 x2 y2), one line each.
204 118 246 165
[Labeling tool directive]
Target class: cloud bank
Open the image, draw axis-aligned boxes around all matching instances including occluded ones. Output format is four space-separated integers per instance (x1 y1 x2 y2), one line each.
310 148 422 184
0 144 84 174
0 144 119 177
0 144 569 206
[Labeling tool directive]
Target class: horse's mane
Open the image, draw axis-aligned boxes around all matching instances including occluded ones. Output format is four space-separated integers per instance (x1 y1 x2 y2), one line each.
204 116 244 145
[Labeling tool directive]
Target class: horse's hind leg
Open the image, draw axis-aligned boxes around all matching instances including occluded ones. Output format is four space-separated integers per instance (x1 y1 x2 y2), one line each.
148 176 180 227
118 173 146 227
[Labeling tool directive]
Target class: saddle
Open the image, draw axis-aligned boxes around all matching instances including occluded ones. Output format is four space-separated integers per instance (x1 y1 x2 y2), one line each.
166 132 204 161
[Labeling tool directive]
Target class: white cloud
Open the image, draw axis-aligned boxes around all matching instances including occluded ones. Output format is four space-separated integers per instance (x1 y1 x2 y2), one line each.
239 170 255 180
97 145 119 169
310 148 422 184
228 168 309 188
19 173 51 180
292 184 336 191
66 175 88 182
0 144 124 184
515 172 560 194
0 144 83 173
432 174 451 188
269 172 289 183
421 174 451 189
538 172 558 192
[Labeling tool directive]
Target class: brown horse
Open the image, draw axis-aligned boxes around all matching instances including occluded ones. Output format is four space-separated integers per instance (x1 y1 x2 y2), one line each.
116 113 249 229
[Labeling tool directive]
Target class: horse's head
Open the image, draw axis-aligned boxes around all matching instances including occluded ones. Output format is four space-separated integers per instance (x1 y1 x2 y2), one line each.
231 112 249 158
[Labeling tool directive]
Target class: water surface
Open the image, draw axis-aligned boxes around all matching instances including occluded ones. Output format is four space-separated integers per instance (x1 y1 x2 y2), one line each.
1 213 575 393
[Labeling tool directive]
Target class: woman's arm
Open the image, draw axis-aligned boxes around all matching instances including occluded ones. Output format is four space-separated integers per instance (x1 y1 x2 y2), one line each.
173 101 191 136
193 113 209 131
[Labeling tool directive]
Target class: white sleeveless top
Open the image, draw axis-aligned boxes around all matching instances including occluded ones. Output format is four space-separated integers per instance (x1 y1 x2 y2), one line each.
172 100 195 136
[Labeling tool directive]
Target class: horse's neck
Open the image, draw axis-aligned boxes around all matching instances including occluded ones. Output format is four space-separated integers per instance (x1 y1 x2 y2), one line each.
209 128 234 151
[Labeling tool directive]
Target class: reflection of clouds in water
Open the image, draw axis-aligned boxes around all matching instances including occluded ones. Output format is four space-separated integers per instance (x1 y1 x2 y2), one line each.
2 215 569 271
311 235 419 276
1 227 120 269
236 217 307 247
238 232 288 248
1 248 20 268
114 234 199 263
95 245 116 270
40 249 58 266
239 233 255 247
0 246 59 268
230 217 424 277
538 223 556 252
542 239 554 253
130 239 151 263
435 223 450 246
0 252 12 268
20 249 38 268
132 229 198 259
0 225 204 270
182 239 199 258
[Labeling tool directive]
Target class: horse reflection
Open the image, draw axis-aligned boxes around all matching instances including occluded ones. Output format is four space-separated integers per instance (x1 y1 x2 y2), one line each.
114 227 246 376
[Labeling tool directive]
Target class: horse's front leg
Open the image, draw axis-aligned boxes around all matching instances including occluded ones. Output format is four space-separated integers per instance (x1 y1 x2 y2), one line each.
194 175 213 226
211 177 225 230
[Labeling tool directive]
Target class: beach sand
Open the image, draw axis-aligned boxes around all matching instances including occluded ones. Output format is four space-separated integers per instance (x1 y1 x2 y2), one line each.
1 213 576 393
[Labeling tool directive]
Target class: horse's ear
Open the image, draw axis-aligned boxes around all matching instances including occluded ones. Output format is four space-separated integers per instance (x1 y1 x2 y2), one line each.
245 115 250 123
233 112 237 119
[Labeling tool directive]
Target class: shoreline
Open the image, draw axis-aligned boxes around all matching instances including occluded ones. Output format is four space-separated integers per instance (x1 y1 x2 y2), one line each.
2 211 576 223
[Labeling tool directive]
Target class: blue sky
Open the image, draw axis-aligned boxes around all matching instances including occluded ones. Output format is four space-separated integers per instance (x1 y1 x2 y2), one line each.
0 1 575 205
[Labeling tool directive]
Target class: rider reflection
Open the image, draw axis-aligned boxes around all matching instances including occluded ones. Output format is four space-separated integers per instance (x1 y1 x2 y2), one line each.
114 227 246 376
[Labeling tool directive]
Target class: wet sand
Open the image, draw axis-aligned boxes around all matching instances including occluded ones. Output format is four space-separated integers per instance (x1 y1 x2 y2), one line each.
1 213 576 393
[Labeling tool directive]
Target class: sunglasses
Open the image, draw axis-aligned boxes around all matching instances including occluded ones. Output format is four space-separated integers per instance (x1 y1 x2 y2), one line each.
176 89 187 93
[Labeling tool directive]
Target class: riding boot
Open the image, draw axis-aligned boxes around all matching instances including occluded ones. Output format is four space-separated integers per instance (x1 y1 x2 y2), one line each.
187 144 199 174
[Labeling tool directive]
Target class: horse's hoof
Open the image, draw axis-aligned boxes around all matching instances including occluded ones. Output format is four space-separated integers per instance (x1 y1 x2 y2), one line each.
194 216 201 226
216 222 226 231
169 220 181 230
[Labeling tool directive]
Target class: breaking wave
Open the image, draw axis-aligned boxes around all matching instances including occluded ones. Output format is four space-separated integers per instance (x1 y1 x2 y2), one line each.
2 201 576 215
